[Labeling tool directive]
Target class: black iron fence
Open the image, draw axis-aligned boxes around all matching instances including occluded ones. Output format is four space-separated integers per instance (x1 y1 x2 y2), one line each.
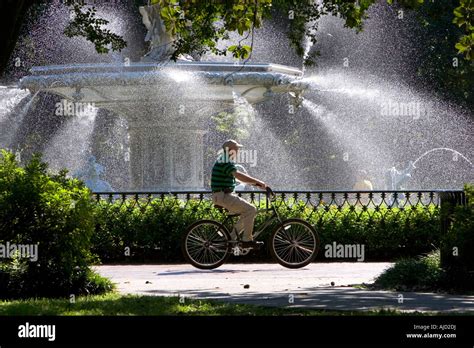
89 189 467 262
92 189 465 222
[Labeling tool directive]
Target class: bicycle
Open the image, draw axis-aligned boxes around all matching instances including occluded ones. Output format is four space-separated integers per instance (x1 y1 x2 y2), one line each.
181 187 320 269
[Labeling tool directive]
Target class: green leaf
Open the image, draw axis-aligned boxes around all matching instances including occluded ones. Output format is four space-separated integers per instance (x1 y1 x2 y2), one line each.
455 42 468 52
453 8 463 18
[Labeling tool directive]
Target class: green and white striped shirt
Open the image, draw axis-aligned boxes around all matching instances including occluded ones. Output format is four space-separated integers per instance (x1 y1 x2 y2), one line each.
211 153 237 191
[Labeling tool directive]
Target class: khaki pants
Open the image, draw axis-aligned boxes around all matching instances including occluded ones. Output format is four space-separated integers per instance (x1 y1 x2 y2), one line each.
212 191 257 241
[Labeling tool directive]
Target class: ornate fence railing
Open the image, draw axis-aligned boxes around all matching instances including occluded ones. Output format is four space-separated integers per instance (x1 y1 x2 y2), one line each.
92 189 466 223
89 189 466 261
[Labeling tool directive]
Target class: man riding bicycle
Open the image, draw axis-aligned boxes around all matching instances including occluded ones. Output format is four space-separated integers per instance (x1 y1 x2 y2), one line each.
211 139 267 249
182 141 318 269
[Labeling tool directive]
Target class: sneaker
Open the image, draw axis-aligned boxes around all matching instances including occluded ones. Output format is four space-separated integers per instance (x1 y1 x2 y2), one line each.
240 240 264 249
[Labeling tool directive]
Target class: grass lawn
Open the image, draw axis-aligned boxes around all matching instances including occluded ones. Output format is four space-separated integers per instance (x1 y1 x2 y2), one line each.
0 292 439 316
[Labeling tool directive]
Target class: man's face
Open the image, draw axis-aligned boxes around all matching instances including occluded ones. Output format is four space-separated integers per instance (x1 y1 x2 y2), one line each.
228 146 239 161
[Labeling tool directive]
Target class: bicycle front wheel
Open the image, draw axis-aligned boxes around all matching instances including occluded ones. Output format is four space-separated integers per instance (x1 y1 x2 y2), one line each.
270 219 319 269
182 220 231 269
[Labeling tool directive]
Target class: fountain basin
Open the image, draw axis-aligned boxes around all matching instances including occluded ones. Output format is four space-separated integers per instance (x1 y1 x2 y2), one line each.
19 61 305 105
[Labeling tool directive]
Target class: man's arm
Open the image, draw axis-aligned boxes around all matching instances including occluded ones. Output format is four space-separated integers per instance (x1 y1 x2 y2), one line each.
233 171 266 188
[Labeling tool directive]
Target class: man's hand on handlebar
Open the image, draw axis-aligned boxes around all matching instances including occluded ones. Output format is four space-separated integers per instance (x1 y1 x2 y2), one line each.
252 181 275 199
266 186 276 200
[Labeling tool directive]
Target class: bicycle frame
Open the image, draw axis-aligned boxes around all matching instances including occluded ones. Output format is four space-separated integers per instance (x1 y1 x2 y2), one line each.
221 192 281 241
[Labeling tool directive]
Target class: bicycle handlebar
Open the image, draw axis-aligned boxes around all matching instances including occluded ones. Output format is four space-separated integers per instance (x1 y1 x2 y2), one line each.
265 186 276 200
254 183 276 200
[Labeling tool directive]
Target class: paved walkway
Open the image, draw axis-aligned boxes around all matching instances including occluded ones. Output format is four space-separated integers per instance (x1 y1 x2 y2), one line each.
96 263 474 313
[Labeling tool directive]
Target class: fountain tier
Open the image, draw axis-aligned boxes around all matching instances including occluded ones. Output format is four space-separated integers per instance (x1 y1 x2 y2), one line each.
19 61 304 105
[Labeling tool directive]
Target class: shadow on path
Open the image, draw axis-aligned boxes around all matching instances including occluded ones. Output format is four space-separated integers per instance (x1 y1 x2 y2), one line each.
141 287 474 313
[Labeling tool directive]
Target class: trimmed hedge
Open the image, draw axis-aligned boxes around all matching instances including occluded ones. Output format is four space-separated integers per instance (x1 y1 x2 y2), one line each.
92 196 440 263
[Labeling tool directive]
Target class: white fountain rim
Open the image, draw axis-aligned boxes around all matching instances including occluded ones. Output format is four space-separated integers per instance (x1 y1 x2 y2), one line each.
27 61 303 76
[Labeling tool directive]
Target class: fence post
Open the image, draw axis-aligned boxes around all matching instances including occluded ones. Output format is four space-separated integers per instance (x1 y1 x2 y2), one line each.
439 190 467 270
440 191 467 232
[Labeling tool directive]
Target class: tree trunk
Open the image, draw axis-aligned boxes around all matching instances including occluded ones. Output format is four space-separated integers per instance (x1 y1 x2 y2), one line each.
0 0 38 78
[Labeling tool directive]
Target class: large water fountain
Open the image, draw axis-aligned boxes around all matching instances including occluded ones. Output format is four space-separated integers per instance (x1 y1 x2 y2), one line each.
2 2 472 191
18 3 306 190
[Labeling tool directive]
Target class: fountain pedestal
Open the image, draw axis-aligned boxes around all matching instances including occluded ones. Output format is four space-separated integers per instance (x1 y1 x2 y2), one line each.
102 100 216 190
128 126 205 190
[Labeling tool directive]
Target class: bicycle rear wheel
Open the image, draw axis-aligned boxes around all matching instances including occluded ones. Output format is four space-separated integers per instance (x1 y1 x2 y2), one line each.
182 220 231 269
270 219 319 269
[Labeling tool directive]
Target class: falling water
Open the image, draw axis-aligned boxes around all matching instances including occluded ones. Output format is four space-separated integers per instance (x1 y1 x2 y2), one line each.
0 87 29 121
43 104 98 174
302 98 393 188
300 70 474 189
413 148 473 168
301 0 321 74
0 87 37 150
216 91 304 190
250 117 303 189
232 90 256 134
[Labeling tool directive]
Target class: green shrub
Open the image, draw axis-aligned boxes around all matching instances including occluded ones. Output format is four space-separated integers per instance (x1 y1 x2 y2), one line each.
92 196 226 262
92 193 441 262
0 150 111 298
373 250 444 291
441 184 474 290
374 184 474 293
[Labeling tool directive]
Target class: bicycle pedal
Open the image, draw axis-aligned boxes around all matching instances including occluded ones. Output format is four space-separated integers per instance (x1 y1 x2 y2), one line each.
232 246 251 256
232 246 242 256
240 248 251 255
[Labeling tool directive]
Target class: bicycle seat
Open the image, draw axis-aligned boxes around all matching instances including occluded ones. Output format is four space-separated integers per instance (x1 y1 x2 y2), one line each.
214 205 240 217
